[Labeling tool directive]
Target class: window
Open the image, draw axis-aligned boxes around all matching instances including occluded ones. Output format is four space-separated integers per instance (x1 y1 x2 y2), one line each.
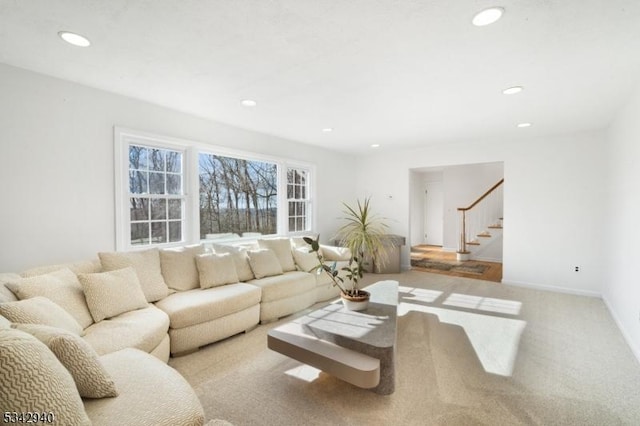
199 153 278 238
115 128 315 249
287 167 310 233
128 144 185 245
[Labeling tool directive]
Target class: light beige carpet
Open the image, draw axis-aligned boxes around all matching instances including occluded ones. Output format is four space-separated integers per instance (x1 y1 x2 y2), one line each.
170 271 640 425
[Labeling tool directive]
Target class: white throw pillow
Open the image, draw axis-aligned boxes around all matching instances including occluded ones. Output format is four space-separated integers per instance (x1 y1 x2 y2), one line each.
99 248 169 302
258 238 296 272
293 247 321 273
0 296 84 336
6 268 94 329
212 244 255 282
160 244 205 291
15 323 118 399
196 253 240 288
0 328 91 425
78 267 149 323
247 249 284 279
320 244 352 261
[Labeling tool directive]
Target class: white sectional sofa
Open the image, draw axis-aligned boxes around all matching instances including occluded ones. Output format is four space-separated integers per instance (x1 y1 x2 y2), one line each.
0 236 351 425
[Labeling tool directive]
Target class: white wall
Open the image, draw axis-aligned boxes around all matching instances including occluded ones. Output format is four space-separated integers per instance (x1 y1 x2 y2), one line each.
604 85 640 361
356 130 607 296
0 63 355 271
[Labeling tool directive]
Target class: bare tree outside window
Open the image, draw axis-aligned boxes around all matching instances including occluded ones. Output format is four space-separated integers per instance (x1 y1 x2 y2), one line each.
199 153 277 238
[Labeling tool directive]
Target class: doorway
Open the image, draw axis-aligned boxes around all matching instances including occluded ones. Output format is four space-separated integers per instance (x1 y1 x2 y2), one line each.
424 181 443 246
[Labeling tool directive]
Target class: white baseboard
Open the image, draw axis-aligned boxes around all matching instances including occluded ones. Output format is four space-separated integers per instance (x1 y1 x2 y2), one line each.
502 279 602 298
602 296 640 365
473 256 502 263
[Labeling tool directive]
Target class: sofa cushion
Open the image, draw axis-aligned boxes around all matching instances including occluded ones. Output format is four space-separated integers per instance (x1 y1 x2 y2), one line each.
0 314 11 328
0 328 91 425
82 305 170 356
6 268 94 329
15 323 118 399
248 271 316 303
78 267 149 323
258 238 296 272
293 247 320 273
20 259 102 278
83 348 204 426
247 249 283 279
99 248 169 302
0 296 84 335
160 244 205 291
155 283 262 329
0 273 20 303
196 253 239 288
320 244 352 261
212 244 255 281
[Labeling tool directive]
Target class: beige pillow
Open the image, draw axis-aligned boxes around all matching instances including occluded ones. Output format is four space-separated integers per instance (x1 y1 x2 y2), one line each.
99 248 169 302
320 244 352 261
15 324 118 398
258 238 296 272
160 245 205 291
0 273 20 303
0 328 91 425
196 253 240 288
0 314 10 329
293 247 321 273
78 267 149 323
0 296 84 335
247 249 283 279
6 268 94 329
212 244 255 281
20 259 102 278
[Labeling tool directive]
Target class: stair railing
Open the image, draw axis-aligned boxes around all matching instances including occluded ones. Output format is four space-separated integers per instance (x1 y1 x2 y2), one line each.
457 179 504 255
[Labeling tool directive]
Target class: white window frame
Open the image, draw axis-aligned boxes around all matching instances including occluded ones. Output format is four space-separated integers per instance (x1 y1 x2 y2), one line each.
285 165 313 235
115 127 316 250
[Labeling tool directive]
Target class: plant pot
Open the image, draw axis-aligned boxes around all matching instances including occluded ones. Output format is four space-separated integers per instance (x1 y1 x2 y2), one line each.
341 290 370 311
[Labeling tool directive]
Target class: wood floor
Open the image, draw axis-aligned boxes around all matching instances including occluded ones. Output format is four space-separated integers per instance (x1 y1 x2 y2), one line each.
410 245 503 283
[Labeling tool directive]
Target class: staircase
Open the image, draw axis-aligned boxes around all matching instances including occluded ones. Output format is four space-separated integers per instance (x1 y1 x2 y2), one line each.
456 179 504 261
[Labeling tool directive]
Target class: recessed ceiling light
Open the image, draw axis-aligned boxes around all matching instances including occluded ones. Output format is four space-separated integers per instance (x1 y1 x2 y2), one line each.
472 7 505 26
58 31 91 47
322 128 333 133
517 122 532 128
503 86 523 95
240 99 257 107
371 144 380 148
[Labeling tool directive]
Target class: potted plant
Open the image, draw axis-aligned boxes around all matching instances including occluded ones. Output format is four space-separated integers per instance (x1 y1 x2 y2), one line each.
335 197 390 273
303 235 369 310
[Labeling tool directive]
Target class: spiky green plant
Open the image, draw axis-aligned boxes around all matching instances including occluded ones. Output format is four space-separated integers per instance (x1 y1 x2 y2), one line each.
334 197 389 272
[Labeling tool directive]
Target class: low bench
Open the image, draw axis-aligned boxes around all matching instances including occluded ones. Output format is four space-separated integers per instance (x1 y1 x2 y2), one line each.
268 322 380 389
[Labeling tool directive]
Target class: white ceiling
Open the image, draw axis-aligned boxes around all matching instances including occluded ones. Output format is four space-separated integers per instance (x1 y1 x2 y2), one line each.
1 0 640 154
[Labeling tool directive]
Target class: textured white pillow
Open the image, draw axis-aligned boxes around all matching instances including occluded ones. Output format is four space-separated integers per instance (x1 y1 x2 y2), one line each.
258 238 296 272
319 244 352 261
0 296 84 335
247 249 284 279
196 253 240 288
0 328 91 425
78 267 149 323
212 244 255 281
0 273 21 303
160 245 205 291
99 248 169 302
293 247 321 273
15 324 118 398
0 314 10 329
6 268 94 329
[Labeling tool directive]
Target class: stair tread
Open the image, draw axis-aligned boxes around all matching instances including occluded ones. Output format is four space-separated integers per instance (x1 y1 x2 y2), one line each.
488 225 503 229
467 242 481 246
477 233 491 238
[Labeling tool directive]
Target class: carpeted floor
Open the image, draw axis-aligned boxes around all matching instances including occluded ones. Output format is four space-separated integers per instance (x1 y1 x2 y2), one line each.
170 271 640 425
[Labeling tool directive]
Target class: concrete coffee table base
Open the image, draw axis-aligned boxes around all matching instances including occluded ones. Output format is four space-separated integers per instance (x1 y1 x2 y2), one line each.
267 280 398 395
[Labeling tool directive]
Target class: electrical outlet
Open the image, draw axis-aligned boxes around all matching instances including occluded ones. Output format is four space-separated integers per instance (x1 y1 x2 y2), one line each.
574 266 580 272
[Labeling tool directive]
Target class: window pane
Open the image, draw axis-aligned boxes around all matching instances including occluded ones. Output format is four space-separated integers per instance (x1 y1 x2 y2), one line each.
296 217 304 231
129 171 148 194
289 217 295 231
294 185 301 199
287 184 294 199
166 174 181 195
301 186 306 199
149 172 165 194
169 221 182 242
131 223 149 245
166 151 182 173
168 200 182 220
151 222 167 243
150 149 165 171
199 153 277 238
130 198 149 221
129 146 148 170
151 199 167 220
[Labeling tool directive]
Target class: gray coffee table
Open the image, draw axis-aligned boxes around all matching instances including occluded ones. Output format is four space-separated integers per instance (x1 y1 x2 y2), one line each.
268 280 398 395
